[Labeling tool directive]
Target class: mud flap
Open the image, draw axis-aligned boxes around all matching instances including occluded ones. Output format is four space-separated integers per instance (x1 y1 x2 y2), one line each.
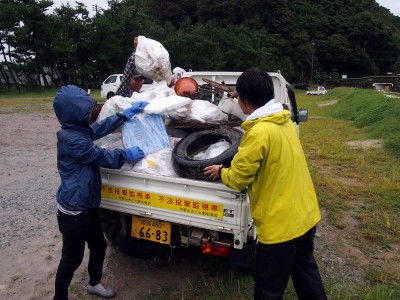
229 237 256 270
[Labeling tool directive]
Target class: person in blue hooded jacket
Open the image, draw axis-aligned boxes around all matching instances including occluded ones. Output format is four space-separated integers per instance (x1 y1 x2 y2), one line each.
53 85 148 300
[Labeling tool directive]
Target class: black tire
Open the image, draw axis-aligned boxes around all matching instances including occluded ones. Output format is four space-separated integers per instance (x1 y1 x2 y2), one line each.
106 91 115 99
100 210 120 245
172 127 243 181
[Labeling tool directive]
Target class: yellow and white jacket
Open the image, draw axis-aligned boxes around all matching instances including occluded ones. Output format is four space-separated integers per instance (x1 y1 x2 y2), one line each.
221 100 321 244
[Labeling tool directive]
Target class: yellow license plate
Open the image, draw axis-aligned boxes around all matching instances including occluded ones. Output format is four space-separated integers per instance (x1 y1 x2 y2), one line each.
131 216 171 244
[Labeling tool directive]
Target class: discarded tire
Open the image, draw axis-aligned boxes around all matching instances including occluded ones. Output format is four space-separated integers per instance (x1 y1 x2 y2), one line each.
172 127 243 181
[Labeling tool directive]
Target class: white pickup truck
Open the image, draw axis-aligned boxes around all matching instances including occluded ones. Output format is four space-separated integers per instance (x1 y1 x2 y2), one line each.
98 71 308 268
306 86 327 95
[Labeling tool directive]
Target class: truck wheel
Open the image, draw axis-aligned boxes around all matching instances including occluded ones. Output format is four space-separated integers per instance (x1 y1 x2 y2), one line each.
172 127 243 181
103 223 120 246
106 91 115 99
101 210 120 245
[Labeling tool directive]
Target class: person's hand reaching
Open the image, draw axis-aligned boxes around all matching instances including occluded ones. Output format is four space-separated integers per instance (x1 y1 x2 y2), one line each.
124 146 144 162
122 101 149 119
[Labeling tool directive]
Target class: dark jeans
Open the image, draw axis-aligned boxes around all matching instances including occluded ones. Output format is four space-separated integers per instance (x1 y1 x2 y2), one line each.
54 208 107 300
254 226 327 300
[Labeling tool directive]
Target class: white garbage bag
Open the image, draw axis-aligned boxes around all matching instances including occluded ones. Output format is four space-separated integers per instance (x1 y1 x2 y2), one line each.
130 82 175 102
135 36 172 84
132 148 177 177
186 100 228 123
144 95 191 115
96 96 134 122
218 94 248 121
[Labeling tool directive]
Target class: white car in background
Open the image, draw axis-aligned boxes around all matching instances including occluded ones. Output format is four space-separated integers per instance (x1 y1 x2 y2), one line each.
306 86 327 95
100 74 155 99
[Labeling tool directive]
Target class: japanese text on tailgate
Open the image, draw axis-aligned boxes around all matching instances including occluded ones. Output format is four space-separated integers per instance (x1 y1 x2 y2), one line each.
102 185 224 219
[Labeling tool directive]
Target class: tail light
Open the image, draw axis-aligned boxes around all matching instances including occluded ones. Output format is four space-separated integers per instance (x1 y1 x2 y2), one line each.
201 241 231 258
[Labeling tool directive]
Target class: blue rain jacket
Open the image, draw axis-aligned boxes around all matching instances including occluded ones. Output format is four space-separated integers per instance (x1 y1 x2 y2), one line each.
53 85 127 211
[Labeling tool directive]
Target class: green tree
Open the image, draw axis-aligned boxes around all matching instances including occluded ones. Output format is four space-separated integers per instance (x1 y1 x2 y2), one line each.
144 0 197 26
50 2 92 85
0 0 32 89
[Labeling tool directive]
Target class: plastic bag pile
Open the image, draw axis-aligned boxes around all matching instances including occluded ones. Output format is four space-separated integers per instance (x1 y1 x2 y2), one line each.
95 36 242 178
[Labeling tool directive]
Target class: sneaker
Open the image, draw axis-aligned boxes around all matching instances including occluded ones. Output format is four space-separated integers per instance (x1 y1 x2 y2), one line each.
87 283 115 298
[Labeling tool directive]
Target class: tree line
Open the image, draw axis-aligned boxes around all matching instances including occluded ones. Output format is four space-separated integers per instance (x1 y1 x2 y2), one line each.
1 0 399 90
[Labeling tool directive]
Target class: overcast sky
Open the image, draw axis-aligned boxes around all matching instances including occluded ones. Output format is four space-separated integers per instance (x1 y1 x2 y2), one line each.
375 0 400 16
51 0 400 17
51 0 109 15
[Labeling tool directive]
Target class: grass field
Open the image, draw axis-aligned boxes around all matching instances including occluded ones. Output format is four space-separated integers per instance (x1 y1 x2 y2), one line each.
0 88 103 112
297 89 400 299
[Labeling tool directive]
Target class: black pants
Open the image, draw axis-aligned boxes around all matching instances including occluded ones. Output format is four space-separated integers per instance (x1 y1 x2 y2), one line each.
54 209 107 300
254 226 327 300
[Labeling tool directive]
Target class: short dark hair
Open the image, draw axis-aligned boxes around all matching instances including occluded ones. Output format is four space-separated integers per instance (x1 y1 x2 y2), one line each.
236 68 274 109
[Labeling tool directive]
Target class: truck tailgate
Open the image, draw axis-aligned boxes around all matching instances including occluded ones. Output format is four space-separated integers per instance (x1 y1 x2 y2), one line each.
100 168 249 234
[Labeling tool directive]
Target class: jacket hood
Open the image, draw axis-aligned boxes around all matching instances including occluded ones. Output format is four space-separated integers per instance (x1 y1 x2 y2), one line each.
246 99 283 121
241 104 291 130
53 85 96 128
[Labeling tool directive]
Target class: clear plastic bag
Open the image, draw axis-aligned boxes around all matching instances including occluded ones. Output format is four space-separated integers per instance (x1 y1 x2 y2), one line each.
94 132 124 150
135 36 172 84
122 114 171 154
192 139 232 160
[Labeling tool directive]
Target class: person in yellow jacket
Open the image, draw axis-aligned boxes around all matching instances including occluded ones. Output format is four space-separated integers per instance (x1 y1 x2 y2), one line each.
204 68 327 300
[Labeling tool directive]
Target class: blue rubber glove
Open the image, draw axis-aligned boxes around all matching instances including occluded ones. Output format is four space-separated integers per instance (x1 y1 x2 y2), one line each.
124 146 144 161
123 101 149 119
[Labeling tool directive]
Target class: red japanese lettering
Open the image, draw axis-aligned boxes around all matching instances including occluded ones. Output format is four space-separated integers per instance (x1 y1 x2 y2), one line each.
201 203 209 211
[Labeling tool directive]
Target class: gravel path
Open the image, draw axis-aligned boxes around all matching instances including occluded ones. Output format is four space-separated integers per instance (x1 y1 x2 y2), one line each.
0 104 198 299
0 108 60 249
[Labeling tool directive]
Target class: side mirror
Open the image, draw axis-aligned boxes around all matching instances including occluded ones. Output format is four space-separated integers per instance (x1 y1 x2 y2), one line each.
298 109 308 122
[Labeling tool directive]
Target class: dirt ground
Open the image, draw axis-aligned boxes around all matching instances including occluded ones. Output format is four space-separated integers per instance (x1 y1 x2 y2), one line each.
0 105 207 300
0 101 382 299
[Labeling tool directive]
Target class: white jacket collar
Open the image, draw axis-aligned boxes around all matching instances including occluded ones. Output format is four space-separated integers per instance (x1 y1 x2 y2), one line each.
246 99 283 121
